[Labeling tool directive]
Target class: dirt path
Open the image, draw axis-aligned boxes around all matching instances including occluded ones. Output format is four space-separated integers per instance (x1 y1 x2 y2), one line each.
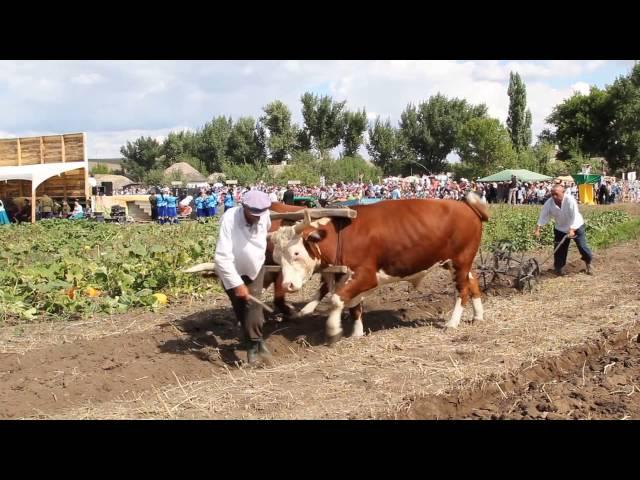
400 329 640 420
1 239 638 419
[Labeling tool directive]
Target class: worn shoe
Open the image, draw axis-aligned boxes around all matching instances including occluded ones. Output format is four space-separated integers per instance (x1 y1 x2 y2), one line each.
246 340 273 365
554 268 566 277
585 263 594 275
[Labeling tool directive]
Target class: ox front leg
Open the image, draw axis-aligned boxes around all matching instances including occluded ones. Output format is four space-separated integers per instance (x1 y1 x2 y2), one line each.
444 266 472 329
327 269 377 344
299 274 330 316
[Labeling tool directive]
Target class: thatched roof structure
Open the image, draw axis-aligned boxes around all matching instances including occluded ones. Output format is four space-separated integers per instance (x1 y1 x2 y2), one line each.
93 174 137 191
164 162 207 182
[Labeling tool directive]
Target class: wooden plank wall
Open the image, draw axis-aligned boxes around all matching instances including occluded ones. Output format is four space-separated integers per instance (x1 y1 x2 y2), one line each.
0 133 85 167
0 133 87 201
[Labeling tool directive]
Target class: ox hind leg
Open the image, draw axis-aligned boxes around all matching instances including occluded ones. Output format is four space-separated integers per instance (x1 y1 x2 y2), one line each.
327 269 377 343
468 271 484 322
349 302 364 338
444 260 474 329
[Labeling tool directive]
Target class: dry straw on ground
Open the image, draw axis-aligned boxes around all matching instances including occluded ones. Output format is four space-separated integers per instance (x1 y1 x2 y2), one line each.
28 239 639 420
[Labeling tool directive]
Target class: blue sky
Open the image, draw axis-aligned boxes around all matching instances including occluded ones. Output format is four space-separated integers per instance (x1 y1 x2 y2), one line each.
0 60 635 159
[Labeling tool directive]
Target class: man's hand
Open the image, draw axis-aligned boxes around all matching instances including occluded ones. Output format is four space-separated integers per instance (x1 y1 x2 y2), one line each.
568 228 576 238
234 284 250 301
533 226 541 238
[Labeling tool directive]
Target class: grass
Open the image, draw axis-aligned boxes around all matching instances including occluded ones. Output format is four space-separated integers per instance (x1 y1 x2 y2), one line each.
590 218 640 250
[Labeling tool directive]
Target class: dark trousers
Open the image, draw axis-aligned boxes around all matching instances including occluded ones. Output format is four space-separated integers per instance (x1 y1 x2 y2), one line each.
554 225 593 271
151 207 158 221
224 268 266 342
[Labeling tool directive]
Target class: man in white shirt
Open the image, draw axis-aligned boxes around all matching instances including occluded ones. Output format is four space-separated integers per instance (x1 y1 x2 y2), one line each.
534 184 593 276
214 190 273 364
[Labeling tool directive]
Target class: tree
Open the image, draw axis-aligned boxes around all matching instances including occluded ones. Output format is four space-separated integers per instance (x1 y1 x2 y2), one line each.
602 63 640 172
300 92 346 157
260 100 298 163
221 160 269 186
457 117 516 177
537 128 557 145
546 86 610 160
367 117 402 174
341 108 368 157
398 94 488 174
143 168 169 187
162 131 187 166
532 140 557 175
325 155 381 184
198 116 233 172
90 164 111 175
506 72 533 152
120 136 162 181
226 116 265 165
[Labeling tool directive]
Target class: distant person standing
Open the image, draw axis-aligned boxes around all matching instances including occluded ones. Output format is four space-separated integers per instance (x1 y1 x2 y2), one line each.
195 190 207 223
282 186 295 205
148 188 158 221
508 175 518 205
206 190 218 219
224 189 235 212
156 189 168 224
165 189 178 224
39 194 54 219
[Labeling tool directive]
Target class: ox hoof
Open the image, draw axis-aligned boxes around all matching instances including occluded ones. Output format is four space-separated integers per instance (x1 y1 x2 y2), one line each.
351 323 364 338
325 331 343 346
299 307 315 317
443 322 459 331
472 316 483 323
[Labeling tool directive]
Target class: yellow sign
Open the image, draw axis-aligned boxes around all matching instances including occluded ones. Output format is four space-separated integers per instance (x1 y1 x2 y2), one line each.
579 184 595 205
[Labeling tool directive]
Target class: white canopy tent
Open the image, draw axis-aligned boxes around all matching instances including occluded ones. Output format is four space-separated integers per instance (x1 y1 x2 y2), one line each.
0 161 87 222
0 161 86 186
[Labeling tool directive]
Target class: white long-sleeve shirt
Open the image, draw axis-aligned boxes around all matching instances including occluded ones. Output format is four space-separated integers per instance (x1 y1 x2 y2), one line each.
537 193 584 233
214 206 271 290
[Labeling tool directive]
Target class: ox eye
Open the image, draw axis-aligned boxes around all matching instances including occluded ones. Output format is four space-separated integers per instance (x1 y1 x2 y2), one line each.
294 252 299 256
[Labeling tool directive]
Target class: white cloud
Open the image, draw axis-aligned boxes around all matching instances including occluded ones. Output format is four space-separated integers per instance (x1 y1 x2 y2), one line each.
71 73 104 85
570 81 591 95
0 60 626 157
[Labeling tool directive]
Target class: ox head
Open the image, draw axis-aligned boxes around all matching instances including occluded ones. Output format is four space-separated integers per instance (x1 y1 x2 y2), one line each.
269 212 329 292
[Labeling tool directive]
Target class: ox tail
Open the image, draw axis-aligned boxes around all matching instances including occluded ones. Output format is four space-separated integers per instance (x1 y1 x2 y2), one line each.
183 262 216 273
463 192 490 222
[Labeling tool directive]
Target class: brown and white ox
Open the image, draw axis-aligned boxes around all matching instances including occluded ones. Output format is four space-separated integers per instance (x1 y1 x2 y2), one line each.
185 202 328 317
269 194 490 341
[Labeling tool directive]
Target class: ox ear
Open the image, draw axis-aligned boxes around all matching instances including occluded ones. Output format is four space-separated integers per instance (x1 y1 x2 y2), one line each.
305 229 326 243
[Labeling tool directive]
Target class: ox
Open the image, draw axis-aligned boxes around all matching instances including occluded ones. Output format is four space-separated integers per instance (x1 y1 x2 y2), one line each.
186 202 329 317
269 193 490 341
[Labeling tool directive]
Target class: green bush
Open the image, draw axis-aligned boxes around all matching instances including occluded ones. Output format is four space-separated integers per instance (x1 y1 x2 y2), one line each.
482 205 632 252
0 221 221 323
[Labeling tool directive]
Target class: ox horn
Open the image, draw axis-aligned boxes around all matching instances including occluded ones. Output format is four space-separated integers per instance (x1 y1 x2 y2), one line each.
293 209 313 234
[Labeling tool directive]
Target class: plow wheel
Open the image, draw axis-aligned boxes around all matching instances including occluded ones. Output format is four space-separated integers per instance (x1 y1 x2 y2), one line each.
476 250 498 290
517 258 540 292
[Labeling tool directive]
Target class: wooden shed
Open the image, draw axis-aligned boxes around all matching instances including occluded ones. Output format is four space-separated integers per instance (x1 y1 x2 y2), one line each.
0 132 89 223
